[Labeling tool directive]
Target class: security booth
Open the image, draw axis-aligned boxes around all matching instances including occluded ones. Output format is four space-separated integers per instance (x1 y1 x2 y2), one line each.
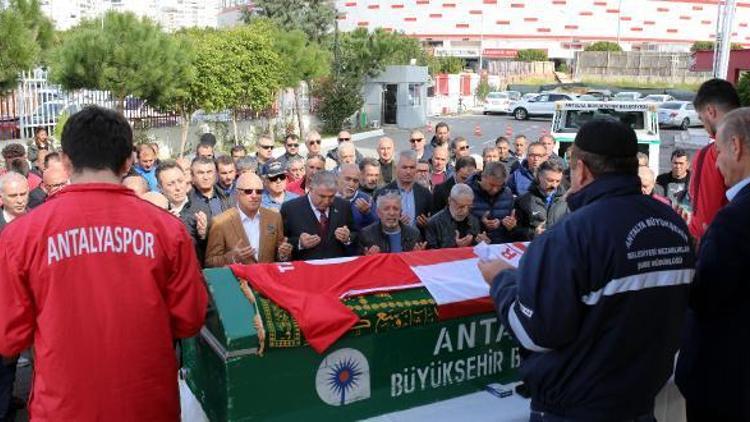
183 247 525 421
362 65 429 129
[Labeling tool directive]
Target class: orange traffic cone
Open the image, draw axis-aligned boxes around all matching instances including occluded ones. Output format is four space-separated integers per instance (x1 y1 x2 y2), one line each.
474 123 482 138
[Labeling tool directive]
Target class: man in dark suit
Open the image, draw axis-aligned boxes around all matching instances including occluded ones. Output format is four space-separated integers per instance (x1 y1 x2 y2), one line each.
432 155 477 211
281 170 357 261
676 107 750 421
375 150 433 230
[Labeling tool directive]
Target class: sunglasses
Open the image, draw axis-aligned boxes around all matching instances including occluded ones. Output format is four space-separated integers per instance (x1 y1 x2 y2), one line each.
286 143 299 148
409 138 424 143
268 174 287 182
338 137 351 142
238 188 263 196
458 145 470 151
308 139 322 145
259 144 274 150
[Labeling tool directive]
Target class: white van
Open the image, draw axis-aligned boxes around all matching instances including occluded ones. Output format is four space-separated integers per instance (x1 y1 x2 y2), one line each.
551 101 661 175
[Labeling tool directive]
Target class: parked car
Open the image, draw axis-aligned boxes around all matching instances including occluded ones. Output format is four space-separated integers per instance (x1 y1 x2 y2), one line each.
576 94 601 101
483 92 513 115
642 94 675 104
24 101 83 127
520 93 540 101
658 101 701 130
511 92 576 120
191 109 232 123
613 91 643 102
585 89 612 100
505 91 522 101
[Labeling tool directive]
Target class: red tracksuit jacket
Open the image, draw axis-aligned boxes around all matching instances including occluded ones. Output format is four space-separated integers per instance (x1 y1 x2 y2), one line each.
0 183 207 421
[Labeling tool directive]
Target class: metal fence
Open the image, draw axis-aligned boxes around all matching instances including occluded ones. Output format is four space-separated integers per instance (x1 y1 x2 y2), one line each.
0 69 181 141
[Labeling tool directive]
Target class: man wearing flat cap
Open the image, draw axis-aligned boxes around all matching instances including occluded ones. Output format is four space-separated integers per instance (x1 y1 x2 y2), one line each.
479 119 696 421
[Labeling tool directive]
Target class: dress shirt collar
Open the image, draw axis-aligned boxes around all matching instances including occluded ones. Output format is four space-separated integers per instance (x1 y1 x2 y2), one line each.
726 176 750 202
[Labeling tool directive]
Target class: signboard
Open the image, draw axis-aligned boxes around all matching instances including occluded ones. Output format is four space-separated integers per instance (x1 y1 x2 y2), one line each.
482 48 519 59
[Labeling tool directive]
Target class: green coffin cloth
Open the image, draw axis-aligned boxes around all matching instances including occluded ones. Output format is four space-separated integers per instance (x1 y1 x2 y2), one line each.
255 288 439 349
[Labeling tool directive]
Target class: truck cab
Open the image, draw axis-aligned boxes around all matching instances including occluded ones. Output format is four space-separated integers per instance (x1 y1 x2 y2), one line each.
551 101 661 175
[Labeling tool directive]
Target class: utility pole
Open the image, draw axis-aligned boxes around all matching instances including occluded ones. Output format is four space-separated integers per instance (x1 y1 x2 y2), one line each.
478 12 484 71
713 0 737 79
616 0 623 47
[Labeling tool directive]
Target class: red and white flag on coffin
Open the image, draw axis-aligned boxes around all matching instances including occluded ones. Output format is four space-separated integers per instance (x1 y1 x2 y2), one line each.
230 242 527 353
402 243 528 319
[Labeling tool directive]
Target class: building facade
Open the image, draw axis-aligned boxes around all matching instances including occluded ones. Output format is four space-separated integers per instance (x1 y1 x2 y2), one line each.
335 0 750 61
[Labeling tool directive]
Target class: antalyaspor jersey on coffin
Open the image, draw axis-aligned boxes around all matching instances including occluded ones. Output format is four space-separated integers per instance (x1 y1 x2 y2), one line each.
0 183 208 421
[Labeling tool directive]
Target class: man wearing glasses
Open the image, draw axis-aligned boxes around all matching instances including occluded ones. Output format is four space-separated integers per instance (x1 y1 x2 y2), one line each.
450 137 472 167
276 134 303 168
409 129 431 162
255 134 276 170
327 130 364 165
508 141 548 196
305 131 324 159
28 153 69 209
260 161 299 211
205 172 292 267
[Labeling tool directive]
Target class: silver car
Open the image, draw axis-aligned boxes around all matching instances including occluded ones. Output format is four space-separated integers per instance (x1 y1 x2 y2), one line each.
658 101 701 130
511 93 576 120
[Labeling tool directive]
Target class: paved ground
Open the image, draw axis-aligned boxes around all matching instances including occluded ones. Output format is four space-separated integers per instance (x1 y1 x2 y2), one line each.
9 113 702 421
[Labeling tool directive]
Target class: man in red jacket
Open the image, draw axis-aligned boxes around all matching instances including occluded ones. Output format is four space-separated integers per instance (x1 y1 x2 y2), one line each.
689 79 739 243
0 106 208 421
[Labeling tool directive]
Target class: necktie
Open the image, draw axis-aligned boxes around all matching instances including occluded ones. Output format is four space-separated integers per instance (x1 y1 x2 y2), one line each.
318 209 328 237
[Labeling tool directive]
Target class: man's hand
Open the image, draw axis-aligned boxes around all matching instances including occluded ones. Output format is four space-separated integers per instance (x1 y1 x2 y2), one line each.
299 232 322 249
413 241 428 251
416 213 429 228
478 259 515 286
363 245 381 255
195 211 208 240
277 237 293 261
476 231 491 244
334 225 351 244
501 209 517 231
455 230 474 247
399 213 411 226
229 240 256 263
675 205 692 226
482 211 501 230
354 198 371 214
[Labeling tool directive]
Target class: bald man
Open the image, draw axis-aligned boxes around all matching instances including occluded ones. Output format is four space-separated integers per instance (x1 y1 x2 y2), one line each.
0 172 29 232
122 175 149 197
28 159 69 209
205 172 292 266
377 136 396 183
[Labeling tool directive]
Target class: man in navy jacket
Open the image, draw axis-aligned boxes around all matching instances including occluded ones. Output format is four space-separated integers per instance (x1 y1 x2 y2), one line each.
676 107 750 421
481 119 696 420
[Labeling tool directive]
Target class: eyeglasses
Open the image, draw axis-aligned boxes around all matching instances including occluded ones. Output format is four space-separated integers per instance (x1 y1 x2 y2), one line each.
259 144 274 150
286 143 299 148
238 188 263 196
338 137 351 142
308 139 322 145
458 145 470 151
267 174 287 182
409 138 424 143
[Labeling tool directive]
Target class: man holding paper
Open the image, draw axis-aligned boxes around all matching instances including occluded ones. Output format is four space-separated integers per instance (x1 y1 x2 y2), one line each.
480 119 696 421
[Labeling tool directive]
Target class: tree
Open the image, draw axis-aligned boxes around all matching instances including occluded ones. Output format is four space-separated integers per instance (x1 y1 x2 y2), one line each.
517 49 548 62
179 24 284 145
258 19 330 137
338 28 431 80
475 78 493 101
428 56 465 75
0 0 54 93
242 0 335 43
314 75 364 134
50 11 190 113
691 41 744 52
737 72 750 107
585 41 622 52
